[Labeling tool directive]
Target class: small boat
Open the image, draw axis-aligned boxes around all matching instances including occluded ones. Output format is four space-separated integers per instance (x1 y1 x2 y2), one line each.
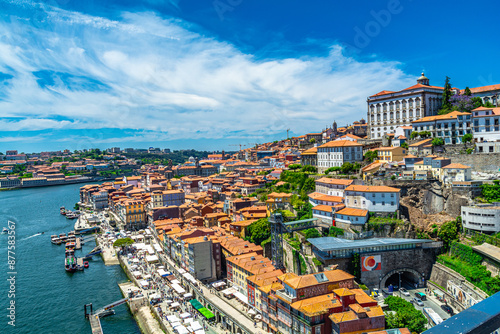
2 227 9 234
51 238 61 245
60 206 67 215
84 261 89 268
65 250 77 273
98 309 115 318
65 242 76 251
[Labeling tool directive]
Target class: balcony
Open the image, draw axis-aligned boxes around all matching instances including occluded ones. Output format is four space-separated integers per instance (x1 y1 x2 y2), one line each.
276 289 294 303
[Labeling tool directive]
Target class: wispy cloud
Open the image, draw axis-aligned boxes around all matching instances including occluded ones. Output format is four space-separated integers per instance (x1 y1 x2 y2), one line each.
0 1 414 148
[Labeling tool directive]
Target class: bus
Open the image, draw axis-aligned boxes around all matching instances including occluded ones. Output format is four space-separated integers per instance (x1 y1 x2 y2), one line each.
423 307 443 326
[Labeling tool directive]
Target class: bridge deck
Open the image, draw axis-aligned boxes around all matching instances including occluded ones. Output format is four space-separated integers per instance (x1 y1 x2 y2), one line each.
89 315 103 334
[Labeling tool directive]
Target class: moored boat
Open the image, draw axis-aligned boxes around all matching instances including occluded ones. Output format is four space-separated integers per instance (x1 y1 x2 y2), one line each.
84 261 89 268
2 227 9 234
60 206 67 215
65 250 77 273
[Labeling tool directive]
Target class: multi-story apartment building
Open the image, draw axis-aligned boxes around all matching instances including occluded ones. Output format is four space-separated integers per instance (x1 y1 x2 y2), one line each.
372 146 407 162
266 192 292 215
118 199 146 230
257 270 381 334
317 140 363 173
471 106 500 143
367 73 444 139
184 235 222 281
315 178 354 197
300 146 317 167
441 163 472 184
226 252 275 296
411 110 472 144
462 203 500 234
344 185 400 213
151 189 185 208
91 191 108 210
462 84 500 106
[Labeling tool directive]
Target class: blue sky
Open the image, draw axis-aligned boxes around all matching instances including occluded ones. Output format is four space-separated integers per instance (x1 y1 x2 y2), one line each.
1 0 499 153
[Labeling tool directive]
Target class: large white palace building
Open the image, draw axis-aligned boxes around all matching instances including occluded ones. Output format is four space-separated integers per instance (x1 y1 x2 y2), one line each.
367 73 445 139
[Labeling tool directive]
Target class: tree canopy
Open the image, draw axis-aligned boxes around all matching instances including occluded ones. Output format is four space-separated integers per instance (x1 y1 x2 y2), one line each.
246 218 271 245
113 238 134 248
384 296 427 333
441 76 453 112
431 138 444 146
364 150 378 163
461 133 473 144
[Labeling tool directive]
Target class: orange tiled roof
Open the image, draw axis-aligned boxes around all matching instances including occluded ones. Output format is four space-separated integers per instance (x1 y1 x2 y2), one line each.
319 140 362 148
442 163 471 169
336 207 368 217
315 178 354 186
412 110 471 123
312 204 334 212
345 185 400 193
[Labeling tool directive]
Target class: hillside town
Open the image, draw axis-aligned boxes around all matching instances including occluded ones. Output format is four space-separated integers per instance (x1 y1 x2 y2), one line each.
4 74 497 334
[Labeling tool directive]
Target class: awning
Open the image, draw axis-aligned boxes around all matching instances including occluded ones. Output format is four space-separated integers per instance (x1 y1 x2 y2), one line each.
139 280 149 287
171 279 181 285
248 309 256 315
178 268 186 274
221 287 237 296
167 315 180 322
233 291 248 304
170 321 182 328
212 281 226 288
170 302 181 308
182 272 197 284
183 293 193 299
153 243 163 252
158 269 169 277
179 312 191 319
175 326 189 334
146 255 159 263
171 283 186 294
132 270 142 278
144 274 152 280
194 330 206 334
189 299 204 310
433 289 445 297
197 307 215 319
191 321 203 331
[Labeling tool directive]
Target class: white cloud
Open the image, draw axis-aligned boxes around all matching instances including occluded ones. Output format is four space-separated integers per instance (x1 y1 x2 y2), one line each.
0 3 415 143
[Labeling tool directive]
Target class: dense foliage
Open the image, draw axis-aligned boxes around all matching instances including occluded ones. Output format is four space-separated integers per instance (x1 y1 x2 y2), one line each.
480 180 500 202
431 138 445 146
113 238 134 248
327 226 344 237
461 133 473 144
437 217 462 252
437 254 500 296
303 228 321 239
440 76 453 112
364 150 378 163
246 218 271 245
384 296 427 333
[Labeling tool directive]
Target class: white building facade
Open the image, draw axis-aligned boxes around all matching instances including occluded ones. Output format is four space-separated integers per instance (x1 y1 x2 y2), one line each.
462 204 500 234
344 185 400 213
316 140 363 174
367 73 444 139
472 106 500 143
412 111 472 145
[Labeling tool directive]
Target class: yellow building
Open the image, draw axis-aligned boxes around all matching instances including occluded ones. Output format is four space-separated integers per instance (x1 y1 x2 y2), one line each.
119 199 146 229
371 146 407 162
266 192 292 216
229 220 256 238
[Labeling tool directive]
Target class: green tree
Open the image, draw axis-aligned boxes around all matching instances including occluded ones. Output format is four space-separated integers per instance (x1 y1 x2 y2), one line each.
384 296 427 333
462 133 473 145
364 150 378 163
441 76 453 112
309 138 316 144
438 217 462 252
301 165 317 173
419 131 431 138
341 162 354 174
431 138 444 146
113 237 134 248
325 166 341 175
410 131 419 140
247 218 271 245
401 142 408 149
303 228 321 239
296 202 313 220
288 164 301 170
464 87 472 96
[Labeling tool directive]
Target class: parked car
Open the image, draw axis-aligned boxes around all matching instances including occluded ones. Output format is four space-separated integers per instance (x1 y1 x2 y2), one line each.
441 304 454 315
411 297 424 306
415 292 427 300
400 288 410 296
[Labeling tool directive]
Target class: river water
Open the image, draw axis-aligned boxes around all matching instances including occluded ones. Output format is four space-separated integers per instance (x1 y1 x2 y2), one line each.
0 183 140 334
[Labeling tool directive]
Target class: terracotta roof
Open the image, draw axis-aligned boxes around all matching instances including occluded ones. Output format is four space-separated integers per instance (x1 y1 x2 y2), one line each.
412 110 471 123
301 147 318 155
315 178 354 186
401 83 444 91
404 154 417 158
319 140 362 148
409 138 432 147
345 185 401 193
290 293 341 316
442 163 471 169
369 90 395 97
312 204 334 213
463 84 500 94
371 146 405 151
472 106 500 115
336 208 368 217
282 270 354 289
309 193 343 203
338 134 362 140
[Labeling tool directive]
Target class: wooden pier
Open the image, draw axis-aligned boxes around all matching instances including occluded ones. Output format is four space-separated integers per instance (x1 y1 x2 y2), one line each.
89 314 103 334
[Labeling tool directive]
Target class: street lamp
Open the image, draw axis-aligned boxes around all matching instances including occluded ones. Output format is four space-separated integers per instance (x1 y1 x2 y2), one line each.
398 272 402 297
